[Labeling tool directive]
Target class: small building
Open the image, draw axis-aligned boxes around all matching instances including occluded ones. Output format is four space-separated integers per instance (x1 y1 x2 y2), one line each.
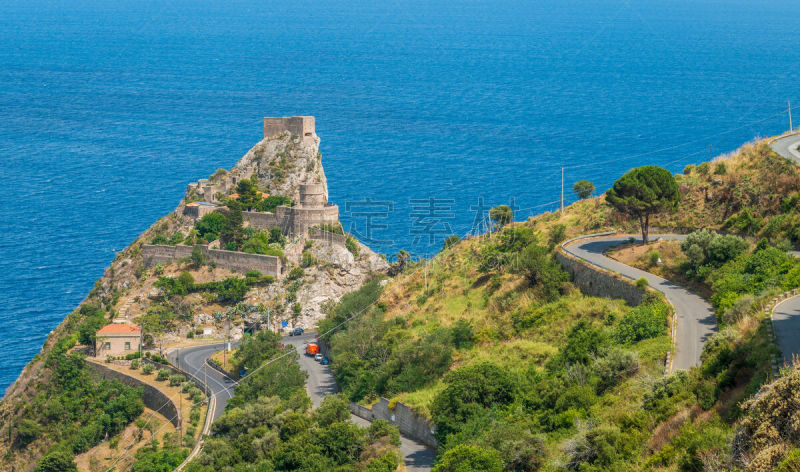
183 201 221 221
95 323 141 357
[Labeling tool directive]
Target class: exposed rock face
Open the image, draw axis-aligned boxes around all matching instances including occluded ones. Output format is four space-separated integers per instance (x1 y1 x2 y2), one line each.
187 133 329 205
179 129 388 331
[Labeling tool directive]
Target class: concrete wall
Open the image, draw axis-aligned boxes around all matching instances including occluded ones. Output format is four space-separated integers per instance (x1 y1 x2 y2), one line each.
263 116 315 139
349 398 437 449
85 361 180 428
142 244 282 277
556 250 645 307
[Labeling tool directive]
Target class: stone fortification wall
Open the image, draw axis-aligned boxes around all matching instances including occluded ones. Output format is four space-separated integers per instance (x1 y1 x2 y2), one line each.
299 183 326 207
287 205 339 235
243 210 279 229
142 244 282 277
85 361 180 428
349 398 437 449
263 116 315 139
308 228 347 247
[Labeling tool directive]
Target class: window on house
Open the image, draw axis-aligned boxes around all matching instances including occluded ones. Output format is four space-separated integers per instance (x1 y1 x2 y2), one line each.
104 342 111 350
124 342 131 350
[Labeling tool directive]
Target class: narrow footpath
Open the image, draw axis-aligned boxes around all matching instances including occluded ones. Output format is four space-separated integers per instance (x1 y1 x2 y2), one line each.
563 234 717 371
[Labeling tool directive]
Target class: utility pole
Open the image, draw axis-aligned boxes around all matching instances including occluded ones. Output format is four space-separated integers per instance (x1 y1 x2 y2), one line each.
790 100 793 132
560 167 565 213
710 144 713 162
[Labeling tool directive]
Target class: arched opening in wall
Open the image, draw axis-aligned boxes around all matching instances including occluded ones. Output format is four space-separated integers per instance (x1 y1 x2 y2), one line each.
304 132 312 137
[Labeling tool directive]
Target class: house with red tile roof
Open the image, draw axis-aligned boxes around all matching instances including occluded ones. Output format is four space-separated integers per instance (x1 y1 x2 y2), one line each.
95 323 141 357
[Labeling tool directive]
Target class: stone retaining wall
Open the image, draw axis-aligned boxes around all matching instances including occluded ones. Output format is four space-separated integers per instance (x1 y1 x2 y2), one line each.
85 361 180 428
142 244 281 277
349 398 437 449
557 233 646 307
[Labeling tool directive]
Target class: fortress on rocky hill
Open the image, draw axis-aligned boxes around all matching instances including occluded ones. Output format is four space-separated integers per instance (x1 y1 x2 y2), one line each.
143 116 343 278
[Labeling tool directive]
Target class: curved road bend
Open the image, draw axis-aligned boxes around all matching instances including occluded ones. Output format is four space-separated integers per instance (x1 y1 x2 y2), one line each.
284 333 436 472
770 133 800 164
168 343 235 422
563 235 717 371
172 336 436 472
768 134 800 363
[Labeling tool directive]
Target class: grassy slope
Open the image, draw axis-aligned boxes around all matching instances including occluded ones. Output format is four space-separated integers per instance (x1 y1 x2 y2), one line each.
324 137 800 470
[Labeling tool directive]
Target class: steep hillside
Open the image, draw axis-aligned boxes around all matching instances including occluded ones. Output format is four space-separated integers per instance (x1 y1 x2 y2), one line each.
318 137 800 471
0 129 385 471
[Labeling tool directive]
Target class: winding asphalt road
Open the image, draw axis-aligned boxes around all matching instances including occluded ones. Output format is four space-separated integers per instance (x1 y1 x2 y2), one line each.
563 234 717 371
168 343 235 421
769 133 800 364
770 132 800 164
172 335 435 472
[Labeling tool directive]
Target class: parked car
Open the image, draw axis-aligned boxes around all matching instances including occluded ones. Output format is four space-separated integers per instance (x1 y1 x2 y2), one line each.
314 353 323 362
289 328 304 336
321 357 329 365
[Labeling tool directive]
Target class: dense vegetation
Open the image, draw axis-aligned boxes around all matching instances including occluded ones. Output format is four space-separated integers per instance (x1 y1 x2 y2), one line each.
186 332 402 471
317 142 800 470
20 304 146 470
321 222 681 470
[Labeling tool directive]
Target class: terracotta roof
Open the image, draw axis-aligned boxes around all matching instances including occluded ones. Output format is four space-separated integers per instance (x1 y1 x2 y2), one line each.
97 324 140 334
186 202 200 207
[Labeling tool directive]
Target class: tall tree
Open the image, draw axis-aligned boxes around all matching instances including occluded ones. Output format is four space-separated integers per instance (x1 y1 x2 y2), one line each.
489 205 513 228
220 202 244 250
605 165 679 244
573 180 595 199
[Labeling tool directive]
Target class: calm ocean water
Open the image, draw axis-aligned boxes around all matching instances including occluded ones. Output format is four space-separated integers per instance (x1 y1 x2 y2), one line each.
1 0 799 392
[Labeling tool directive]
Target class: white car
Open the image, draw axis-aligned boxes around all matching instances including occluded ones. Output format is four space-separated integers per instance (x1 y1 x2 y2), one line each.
314 353 323 362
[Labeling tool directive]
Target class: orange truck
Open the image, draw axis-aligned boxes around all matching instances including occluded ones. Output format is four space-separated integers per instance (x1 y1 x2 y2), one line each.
305 343 319 356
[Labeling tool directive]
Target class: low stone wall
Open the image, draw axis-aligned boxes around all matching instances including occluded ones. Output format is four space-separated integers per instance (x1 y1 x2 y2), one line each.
85 361 180 428
349 398 437 449
142 244 282 277
557 234 646 307
308 228 347 247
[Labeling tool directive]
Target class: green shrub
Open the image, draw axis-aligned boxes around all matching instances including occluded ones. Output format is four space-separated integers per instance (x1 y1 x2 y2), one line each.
169 374 185 386
489 205 513 227
443 234 461 250
548 224 568 248
156 369 170 381
142 363 155 375
301 251 315 267
697 162 710 175
648 250 660 267
130 359 140 370
345 234 361 257
433 444 503 472
431 363 516 443
287 267 305 280
614 301 669 344
35 449 78 472
714 162 727 175
195 212 225 242
683 164 695 174
573 180 595 199
636 277 649 289
15 419 41 447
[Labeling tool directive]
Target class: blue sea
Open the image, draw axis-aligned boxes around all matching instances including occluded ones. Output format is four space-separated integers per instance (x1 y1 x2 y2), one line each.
1 0 799 393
